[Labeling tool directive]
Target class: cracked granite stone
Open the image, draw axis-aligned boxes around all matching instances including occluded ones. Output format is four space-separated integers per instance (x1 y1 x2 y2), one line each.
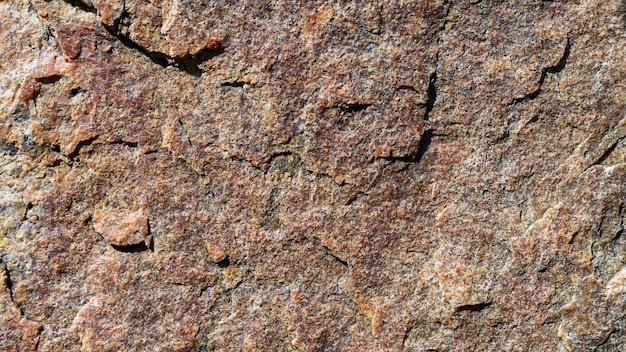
2 0 626 350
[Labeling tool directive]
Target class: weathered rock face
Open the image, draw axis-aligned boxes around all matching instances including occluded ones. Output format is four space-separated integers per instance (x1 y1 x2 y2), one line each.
1 0 626 350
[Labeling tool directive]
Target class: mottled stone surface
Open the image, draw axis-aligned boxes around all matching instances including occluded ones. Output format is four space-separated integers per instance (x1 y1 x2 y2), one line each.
2 0 626 350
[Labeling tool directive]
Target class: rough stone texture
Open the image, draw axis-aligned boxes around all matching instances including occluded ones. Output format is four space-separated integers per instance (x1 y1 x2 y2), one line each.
2 0 626 350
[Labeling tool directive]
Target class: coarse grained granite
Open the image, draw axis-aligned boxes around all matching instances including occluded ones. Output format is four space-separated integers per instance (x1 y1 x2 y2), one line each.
2 0 626 350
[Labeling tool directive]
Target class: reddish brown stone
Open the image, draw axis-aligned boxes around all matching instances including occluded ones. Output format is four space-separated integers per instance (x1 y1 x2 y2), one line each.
2 0 626 350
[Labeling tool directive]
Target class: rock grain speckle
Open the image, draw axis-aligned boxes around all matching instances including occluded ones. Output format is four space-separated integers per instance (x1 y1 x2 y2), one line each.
2 0 626 350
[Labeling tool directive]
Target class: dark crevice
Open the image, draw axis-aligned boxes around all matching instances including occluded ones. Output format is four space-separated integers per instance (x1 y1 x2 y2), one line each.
63 0 223 76
344 191 364 206
3 264 14 301
4 267 42 345
398 71 436 120
597 326 621 348
423 72 437 121
420 0 451 123
322 245 349 268
68 135 99 160
344 103 370 113
110 139 139 148
216 257 231 268
67 136 140 160
70 87 86 97
568 230 579 245
20 202 33 222
177 116 194 148
510 38 571 105
111 242 150 253
265 151 293 166
174 47 224 76
328 103 371 114
33 328 43 351
402 325 415 348
146 222 154 252
495 130 510 143
580 134 625 175
614 203 624 241
63 0 96 13
379 129 434 164
591 136 624 167
455 302 491 313
397 85 417 92
103 12 223 77
36 75 62 84
526 115 540 126
1 260 35 324
221 81 247 88
102 10 169 67
614 227 624 242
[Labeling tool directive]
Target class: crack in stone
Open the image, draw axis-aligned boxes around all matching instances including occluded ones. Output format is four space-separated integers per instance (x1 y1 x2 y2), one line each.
62 0 223 76
1 258 43 341
376 129 435 170
111 241 151 253
67 135 100 160
326 102 371 114
509 38 571 105
401 324 414 348
67 136 139 161
379 3 449 170
454 301 492 314
221 81 248 88
383 2 450 172
2 263 15 303
423 72 437 122
424 0 452 117
585 136 626 172
173 106 194 149
321 245 349 269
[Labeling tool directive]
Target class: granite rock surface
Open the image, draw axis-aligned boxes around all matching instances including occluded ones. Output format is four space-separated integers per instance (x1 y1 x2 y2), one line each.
2 0 626 350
